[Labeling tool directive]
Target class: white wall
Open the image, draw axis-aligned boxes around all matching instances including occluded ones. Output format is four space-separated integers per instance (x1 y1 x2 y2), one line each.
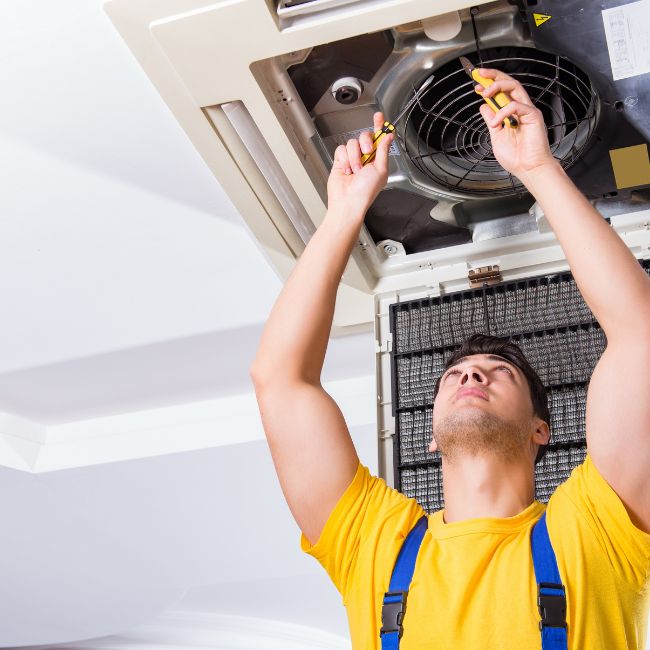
0 417 378 647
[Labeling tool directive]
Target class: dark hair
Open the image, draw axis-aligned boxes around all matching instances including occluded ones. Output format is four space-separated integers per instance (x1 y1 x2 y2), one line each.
432 333 550 463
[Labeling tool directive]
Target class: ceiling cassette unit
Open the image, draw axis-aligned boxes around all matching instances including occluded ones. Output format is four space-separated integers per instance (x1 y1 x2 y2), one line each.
105 0 650 329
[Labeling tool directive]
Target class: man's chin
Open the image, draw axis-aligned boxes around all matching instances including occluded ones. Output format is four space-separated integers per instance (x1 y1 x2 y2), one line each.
431 408 527 462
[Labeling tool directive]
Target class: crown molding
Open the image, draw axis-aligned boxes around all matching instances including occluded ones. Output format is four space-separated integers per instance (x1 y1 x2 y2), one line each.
0 375 375 473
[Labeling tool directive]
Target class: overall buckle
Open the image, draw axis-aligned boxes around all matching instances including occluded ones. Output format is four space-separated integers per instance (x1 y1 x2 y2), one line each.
380 590 408 638
537 582 567 631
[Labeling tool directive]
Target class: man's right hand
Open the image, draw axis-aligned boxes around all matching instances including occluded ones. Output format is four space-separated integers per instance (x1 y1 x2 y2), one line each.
326 111 394 217
252 116 393 548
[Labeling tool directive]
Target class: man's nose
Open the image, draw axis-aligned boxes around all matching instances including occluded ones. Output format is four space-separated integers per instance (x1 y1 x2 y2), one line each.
460 367 486 384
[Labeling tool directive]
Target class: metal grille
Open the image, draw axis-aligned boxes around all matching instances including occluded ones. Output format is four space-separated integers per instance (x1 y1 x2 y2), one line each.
400 47 598 196
389 260 650 511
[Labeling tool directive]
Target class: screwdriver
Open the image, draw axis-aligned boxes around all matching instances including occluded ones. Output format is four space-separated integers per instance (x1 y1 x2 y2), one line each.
360 74 435 166
459 56 518 128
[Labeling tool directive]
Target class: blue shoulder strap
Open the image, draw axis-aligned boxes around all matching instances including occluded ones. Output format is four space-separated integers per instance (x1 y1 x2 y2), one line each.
380 510 568 650
379 515 428 650
531 511 568 649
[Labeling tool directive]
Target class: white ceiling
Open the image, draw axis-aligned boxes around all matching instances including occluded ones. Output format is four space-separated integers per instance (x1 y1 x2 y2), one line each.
0 323 374 424
0 1 285 384
0 0 377 427
0 2 375 646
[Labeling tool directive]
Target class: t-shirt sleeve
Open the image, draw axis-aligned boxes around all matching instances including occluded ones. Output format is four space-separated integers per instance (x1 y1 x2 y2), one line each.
552 453 650 590
300 460 424 602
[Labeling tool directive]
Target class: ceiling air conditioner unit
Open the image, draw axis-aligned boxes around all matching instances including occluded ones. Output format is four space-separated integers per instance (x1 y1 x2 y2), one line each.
105 0 650 491
105 0 650 331
106 0 650 328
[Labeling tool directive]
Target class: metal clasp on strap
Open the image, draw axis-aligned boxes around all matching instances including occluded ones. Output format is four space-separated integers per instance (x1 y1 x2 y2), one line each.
537 582 567 631
380 590 408 638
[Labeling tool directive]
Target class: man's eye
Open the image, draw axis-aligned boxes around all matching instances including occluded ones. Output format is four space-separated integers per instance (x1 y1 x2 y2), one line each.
444 365 512 379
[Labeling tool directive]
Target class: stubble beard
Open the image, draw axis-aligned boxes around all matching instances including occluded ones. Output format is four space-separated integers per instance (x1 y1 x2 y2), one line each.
431 405 530 464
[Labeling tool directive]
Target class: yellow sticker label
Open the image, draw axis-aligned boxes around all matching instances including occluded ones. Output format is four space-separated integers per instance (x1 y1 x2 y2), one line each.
609 144 650 190
533 13 552 27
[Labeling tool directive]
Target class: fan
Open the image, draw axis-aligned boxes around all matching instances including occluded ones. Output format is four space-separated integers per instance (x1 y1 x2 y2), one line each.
401 47 598 196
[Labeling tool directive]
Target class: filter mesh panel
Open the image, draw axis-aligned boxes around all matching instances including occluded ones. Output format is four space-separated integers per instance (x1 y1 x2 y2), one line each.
389 260 650 511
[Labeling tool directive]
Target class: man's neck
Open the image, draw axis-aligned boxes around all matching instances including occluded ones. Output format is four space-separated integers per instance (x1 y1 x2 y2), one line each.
440 454 535 523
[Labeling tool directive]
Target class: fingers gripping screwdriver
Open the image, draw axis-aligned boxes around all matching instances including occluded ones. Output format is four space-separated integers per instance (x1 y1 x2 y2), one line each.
360 74 435 166
459 56 518 129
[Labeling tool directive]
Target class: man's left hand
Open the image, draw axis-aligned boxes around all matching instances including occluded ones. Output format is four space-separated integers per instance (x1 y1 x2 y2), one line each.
475 68 556 178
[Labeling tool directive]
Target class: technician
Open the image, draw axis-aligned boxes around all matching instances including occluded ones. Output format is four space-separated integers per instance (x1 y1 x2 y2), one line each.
250 68 650 648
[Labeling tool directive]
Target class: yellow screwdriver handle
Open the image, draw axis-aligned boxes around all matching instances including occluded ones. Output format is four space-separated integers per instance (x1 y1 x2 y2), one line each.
361 121 395 166
471 69 518 129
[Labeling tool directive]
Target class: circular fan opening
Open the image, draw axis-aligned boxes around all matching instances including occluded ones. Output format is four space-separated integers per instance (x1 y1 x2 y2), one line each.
401 46 598 197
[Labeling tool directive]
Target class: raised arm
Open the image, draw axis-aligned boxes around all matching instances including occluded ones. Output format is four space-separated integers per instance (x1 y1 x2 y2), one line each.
477 69 650 532
250 114 393 545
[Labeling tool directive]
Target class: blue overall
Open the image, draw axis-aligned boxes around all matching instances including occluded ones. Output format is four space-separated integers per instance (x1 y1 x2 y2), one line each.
379 511 567 649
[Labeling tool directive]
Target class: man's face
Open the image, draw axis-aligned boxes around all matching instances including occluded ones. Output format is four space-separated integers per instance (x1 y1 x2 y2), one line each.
430 353 542 463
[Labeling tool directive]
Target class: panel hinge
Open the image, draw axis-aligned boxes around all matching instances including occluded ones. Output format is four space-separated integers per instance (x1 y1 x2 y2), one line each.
468 265 502 288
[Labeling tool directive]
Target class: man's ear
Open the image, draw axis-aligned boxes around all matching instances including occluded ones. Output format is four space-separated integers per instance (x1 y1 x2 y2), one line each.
429 436 438 453
532 419 550 446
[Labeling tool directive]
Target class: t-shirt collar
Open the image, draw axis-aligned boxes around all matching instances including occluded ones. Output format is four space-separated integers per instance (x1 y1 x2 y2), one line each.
428 500 546 539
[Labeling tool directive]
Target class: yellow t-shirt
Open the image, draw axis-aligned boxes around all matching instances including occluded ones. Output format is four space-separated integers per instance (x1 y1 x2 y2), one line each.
301 455 650 648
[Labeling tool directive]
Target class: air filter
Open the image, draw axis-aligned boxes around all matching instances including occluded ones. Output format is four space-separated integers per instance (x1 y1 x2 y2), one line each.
389 259 650 511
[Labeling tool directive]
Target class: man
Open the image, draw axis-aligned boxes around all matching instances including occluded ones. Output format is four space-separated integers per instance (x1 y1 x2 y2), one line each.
250 68 650 648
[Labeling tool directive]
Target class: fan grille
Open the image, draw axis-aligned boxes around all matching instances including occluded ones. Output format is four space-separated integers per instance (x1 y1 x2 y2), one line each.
401 48 598 196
